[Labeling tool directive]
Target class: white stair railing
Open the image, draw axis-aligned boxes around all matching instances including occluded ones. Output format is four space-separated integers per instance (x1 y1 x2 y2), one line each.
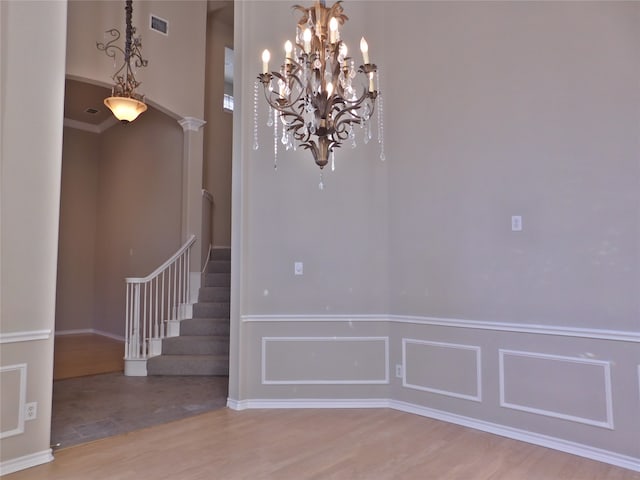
124 235 196 375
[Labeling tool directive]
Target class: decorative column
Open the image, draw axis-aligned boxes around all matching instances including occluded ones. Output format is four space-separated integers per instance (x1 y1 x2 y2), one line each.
178 116 206 305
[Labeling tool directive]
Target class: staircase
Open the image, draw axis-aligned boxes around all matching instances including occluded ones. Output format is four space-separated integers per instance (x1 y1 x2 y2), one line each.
147 248 230 376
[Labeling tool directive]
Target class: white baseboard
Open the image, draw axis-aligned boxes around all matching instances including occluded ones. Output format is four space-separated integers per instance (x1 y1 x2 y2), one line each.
0 449 53 476
55 329 125 342
226 398 388 410
225 397 640 472
124 359 147 376
388 400 640 473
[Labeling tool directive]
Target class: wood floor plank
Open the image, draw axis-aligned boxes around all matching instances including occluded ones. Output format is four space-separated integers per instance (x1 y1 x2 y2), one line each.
53 334 124 380
5 408 640 480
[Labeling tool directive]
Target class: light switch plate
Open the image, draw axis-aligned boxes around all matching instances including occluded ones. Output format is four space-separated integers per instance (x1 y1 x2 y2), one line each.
511 215 522 231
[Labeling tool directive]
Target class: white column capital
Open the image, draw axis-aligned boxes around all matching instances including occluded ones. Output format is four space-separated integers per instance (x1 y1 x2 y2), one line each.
178 116 206 132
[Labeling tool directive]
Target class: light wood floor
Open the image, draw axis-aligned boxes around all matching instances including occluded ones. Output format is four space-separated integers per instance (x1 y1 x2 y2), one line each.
7 408 640 479
53 334 124 380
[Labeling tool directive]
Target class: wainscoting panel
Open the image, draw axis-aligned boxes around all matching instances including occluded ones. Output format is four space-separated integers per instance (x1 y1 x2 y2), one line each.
239 315 640 469
499 349 613 429
262 336 389 385
402 339 481 401
0 364 27 439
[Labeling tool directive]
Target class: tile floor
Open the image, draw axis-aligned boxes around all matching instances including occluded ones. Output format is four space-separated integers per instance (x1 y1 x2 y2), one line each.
51 373 228 449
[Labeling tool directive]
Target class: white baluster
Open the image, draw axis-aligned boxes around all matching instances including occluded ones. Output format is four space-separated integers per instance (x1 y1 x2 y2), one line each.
133 283 140 358
154 277 159 338
125 283 131 359
177 254 183 316
142 283 147 358
186 249 191 303
123 236 196 373
161 271 165 329
182 253 186 305
172 263 177 320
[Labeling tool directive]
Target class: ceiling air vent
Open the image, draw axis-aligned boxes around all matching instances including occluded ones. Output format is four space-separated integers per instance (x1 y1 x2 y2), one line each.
150 15 168 35
84 108 100 115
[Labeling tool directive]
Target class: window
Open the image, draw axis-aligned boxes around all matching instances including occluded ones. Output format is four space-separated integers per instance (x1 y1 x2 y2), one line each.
223 47 234 112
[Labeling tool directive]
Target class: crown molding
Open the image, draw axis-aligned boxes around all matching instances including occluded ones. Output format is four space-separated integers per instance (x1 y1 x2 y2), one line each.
63 116 118 134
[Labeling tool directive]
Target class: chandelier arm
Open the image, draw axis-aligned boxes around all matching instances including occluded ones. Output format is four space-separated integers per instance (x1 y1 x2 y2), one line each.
282 114 310 143
96 29 124 59
261 86 300 115
269 72 307 109
97 31 129 84
331 90 373 126
332 120 355 141
258 82 310 142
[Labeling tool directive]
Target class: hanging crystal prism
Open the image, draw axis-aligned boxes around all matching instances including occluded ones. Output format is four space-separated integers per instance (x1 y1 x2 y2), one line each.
273 108 278 170
319 171 324 190
363 102 371 144
331 149 335 171
364 118 372 144
349 124 357 148
267 105 274 127
253 81 259 150
377 72 386 161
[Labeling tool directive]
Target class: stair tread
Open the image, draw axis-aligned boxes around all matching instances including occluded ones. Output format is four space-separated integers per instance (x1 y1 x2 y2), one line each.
165 335 228 340
182 318 229 323
147 253 231 376
210 248 231 260
150 353 228 359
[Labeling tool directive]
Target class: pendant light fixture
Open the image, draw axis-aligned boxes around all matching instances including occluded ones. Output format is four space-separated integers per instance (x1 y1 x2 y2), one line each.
97 0 149 123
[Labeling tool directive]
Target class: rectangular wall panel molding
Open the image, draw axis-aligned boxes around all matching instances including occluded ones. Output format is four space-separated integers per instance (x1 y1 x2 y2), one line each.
262 337 389 385
499 349 614 429
402 338 482 402
0 363 27 439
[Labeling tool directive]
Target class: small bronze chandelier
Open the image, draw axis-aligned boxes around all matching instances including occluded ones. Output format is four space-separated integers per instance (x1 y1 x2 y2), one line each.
256 0 384 187
97 0 149 123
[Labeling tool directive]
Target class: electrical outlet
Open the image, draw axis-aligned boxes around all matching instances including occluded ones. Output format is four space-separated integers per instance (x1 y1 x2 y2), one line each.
25 402 37 421
511 215 522 232
395 364 403 378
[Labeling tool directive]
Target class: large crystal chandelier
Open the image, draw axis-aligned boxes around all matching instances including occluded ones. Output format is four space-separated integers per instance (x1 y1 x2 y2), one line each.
256 0 385 188
97 0 149 123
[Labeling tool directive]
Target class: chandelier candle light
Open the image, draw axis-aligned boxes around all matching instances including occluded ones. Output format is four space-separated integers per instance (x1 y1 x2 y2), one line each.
97 0 149 123
256 0 385 188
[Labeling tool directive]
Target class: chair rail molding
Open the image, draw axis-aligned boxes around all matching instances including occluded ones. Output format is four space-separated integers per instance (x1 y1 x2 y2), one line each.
0 330 52 344
241 314 640 343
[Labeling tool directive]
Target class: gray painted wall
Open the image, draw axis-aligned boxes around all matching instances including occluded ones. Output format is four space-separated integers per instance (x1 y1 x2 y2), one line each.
232 0 640 468
0 0 67 468
56 109 184 338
